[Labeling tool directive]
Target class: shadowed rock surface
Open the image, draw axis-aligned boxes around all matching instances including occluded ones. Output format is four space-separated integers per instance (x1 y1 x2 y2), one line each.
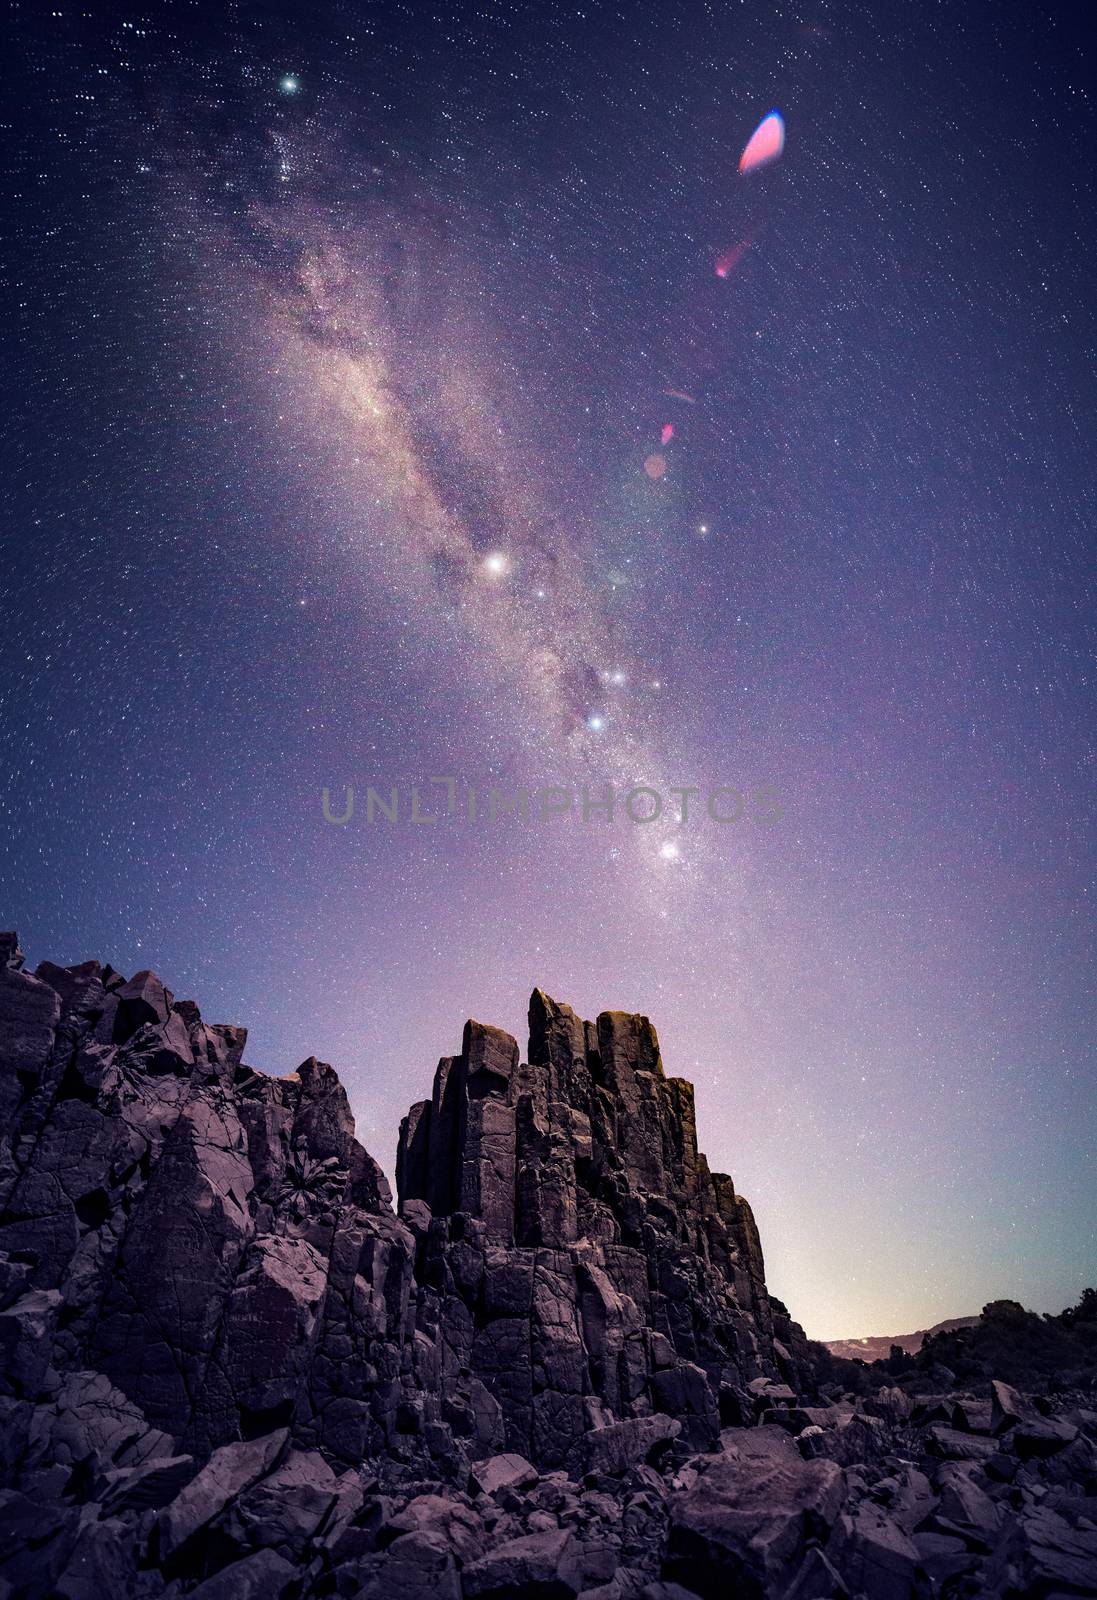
0 934 1094 1598
393 991 809 1467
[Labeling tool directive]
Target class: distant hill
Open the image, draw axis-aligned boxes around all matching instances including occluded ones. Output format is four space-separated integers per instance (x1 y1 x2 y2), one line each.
823 1315 978 1363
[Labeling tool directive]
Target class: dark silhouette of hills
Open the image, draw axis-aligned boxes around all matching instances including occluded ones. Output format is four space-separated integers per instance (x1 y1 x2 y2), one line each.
859 1297 1097 1395
825 1316 979 1365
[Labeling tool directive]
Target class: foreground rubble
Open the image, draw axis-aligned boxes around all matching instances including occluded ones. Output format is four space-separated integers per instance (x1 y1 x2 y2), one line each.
3 1363 1093 1598
0 935 1093 1597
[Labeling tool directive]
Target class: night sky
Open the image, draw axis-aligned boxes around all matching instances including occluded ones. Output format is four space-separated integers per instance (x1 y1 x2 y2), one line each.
3 0 1094 1340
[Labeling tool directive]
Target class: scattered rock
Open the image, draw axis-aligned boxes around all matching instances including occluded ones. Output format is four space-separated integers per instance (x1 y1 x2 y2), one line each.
157 1429 289 1562
470 1453 540 1497
584 1416 680 1475
664 1426 844 1595
991 1378 1038 1434
935 1461 1001 1538
995 1504 1097 1594
925 1423 1000 1462
2 935 1096 1600
186 1548 297 1599
832 1502 920 1600
462 1528 577 1597
1010 1418 1079 1459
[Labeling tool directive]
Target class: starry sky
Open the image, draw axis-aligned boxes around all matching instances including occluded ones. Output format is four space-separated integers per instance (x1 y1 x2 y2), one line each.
2 0 1095 1341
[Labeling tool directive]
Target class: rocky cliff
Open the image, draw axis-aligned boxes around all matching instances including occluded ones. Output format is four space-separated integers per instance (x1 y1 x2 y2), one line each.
394 991 808 1467
2 934 1094 1600
0 935 805 1487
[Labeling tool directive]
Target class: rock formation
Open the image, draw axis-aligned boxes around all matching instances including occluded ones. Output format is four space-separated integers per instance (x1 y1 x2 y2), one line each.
393 992 807 1468
0 937 804 1479
1 933 1095 1599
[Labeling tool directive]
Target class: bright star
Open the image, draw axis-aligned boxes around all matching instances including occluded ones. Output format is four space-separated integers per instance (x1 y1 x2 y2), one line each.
587 713 606 732
280 75 300 94
659 841 680 861
482 552 510 578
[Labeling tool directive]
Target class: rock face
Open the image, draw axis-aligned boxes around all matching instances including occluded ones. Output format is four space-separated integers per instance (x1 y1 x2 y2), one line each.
395 992 806 1467
2 934 1095 1600
0 941 804 1476
0 936 411 1475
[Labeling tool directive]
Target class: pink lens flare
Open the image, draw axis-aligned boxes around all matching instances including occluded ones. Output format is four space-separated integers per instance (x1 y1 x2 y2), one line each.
715 224 762 279
715 240 749 278
739 111 785 174
661 423 674 445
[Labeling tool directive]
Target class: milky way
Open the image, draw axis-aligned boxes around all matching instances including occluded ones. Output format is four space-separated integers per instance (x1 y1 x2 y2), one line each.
218 174 741 892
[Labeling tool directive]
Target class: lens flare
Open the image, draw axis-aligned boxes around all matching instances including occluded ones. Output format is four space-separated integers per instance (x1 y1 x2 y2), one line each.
739 110 785 174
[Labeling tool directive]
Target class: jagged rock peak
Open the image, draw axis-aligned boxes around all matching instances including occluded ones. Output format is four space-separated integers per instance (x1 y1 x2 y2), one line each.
0 938 808 1488
393 985 807 1464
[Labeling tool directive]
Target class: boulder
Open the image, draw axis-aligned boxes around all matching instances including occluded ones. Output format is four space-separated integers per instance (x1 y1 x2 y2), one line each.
990 1378 1037 1434
0 1490 80 1595
584 1415 680 1475
832 1503 920 1600
935 1462 1000 1538
156 1429 288 1562
0 955 60 1127
462 1528 577 1598
641 1586 704 1600
98 1454 197 1513
470 1452 539 1497
950 1396 993 1434
912 1530 976 1588
992 1504 1097 1594
114 969 172 1033
225 1448 342 1557
186 1549 297 1599
782 1545 851 1599
0 1287 60 1397
1009 1418 1079 1459
924 1424 999 1462
379 1493 484 1562
866 1466 935 1535
795 1410 888 1467
42 1370 175 1469
664 1426 844 1596
50 1516 142 1600
359 1528 462 1600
